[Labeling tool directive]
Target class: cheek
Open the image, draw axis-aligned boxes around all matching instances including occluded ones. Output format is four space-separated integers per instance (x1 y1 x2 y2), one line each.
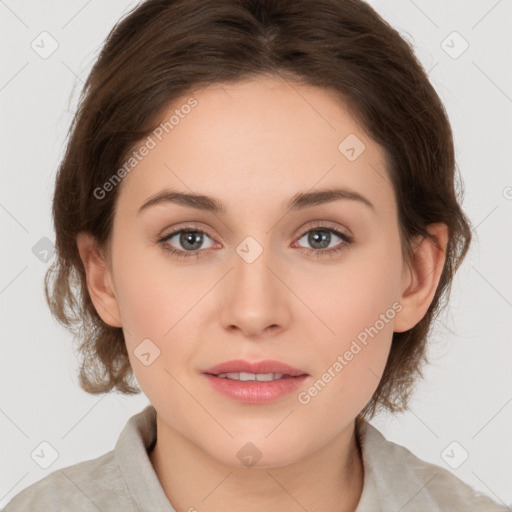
296 321 393 443
112 248 203 379
297 236 402 345
294 237 401 410
113 244 185 337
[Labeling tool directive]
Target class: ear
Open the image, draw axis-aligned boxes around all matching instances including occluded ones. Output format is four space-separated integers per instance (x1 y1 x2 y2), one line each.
76 232 122 328
393 222 449 333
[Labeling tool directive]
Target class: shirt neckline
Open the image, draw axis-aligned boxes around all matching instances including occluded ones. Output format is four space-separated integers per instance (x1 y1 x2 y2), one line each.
115 404 383 512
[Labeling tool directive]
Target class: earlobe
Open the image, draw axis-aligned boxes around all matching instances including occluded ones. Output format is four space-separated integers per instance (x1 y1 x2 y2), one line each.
76 232 122 328
393 223 449 333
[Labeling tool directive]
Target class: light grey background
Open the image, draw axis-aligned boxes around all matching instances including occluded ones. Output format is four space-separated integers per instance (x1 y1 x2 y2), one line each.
1 0 511 508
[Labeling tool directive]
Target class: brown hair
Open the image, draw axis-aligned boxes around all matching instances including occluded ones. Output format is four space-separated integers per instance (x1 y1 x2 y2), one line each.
44 0 473 422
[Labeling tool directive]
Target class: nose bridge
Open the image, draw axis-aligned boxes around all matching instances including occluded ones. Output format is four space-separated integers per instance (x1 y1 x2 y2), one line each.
232 232 279 297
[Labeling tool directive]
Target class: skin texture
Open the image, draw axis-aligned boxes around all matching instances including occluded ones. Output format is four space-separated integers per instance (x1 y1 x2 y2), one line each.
77 76 448 512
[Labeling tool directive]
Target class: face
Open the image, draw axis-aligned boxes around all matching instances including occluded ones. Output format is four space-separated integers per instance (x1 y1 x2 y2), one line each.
84 76 416 468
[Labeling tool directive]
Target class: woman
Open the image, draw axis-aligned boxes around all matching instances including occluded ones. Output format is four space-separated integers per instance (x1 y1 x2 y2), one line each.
4 0 508 510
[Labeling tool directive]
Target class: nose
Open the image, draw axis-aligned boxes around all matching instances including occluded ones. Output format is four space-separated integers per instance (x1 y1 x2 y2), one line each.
218 238 292 339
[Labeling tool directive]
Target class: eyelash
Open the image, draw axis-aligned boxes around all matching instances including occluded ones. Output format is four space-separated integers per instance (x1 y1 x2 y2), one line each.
157 222 354 260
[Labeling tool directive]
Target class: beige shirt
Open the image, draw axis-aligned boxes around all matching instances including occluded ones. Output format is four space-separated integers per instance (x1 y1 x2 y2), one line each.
3 405 509 511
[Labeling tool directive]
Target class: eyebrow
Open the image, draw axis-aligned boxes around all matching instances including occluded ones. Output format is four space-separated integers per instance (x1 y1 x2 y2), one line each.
137 187 375 216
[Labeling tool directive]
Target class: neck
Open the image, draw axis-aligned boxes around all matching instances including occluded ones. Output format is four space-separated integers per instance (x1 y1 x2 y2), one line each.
149 415 365 512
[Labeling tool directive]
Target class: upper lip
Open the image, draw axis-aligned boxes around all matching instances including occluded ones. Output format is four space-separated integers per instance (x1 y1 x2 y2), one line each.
203 359 308 377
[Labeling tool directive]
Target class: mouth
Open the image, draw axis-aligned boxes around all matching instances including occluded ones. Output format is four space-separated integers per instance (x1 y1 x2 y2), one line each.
211 372 298 381
202 359 309 403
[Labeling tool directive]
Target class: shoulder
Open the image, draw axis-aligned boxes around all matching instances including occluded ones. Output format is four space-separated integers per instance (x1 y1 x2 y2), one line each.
2 450 137 512
358 422 509 512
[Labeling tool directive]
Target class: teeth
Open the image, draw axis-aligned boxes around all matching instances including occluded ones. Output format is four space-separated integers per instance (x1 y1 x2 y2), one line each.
216 372 285 381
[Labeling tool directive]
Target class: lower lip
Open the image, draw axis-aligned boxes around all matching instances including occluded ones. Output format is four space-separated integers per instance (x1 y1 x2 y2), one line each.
203 374 309 404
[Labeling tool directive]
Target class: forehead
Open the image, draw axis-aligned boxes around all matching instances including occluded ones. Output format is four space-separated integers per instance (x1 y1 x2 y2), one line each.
116 77 394 218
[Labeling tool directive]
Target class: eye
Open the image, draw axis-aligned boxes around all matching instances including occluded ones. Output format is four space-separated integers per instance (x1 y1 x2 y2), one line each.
158 224 215 260
293 222 353 258
157 222 353 260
